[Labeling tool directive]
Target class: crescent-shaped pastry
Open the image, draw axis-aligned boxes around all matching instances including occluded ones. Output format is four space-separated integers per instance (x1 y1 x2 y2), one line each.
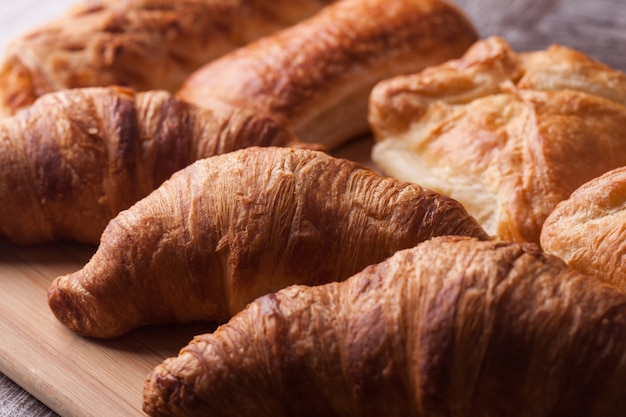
48 146 488 338
0 87 301 245
143 236 626 417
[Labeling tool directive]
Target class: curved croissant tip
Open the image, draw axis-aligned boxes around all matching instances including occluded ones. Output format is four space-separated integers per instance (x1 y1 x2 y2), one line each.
48 274 136 339
143 364 187 416
47 275 98 338
48 277 80 330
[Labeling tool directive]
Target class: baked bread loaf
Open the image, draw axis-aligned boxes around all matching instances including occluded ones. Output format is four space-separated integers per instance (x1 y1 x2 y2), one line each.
143 236 626 417
177 0 477 149
0 87 301 245
369 36 626 243
541 166 626 291
48 146 488 338
0 0 337 116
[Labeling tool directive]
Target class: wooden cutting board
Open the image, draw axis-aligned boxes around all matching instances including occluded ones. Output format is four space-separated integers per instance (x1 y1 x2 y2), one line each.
0 138 375 417
0 241 219 417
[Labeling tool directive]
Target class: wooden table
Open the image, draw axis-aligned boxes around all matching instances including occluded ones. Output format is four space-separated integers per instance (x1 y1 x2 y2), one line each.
0 0 625 416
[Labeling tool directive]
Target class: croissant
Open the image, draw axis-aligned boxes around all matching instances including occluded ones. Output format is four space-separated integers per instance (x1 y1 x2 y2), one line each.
369 36 626 243
541 166 626 291
0 0 339 116
143 236 626 417
48 146 488 338
177 0 477 149
0 87 301 245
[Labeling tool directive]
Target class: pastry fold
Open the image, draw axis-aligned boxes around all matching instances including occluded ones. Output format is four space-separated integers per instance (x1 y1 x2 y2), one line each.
370 36 626 243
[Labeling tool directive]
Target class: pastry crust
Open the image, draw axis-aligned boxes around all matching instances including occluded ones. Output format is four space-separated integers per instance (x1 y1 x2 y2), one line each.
0 87 300 245
0 0 337 116
48 146 488 338
369 36 626 243
541 166 626 291
177 0 477 149
143 236 626 417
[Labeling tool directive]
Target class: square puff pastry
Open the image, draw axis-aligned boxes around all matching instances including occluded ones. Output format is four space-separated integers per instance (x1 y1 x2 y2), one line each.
369 36 626 243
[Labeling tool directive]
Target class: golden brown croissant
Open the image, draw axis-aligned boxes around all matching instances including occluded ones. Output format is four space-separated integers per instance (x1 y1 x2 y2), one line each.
177 0 477 149
48 147 488 338
142 235 626 417
0 0 337 116
369 36 626 243
0 87 300 245
541 166 626 291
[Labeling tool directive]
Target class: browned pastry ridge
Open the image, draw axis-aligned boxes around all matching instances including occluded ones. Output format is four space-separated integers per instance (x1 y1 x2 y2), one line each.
48 147 488 339
0 87 301 245
0 0 337 116
541 166 626 291
142 236 626 417
177 0 477 149
369 36 626 244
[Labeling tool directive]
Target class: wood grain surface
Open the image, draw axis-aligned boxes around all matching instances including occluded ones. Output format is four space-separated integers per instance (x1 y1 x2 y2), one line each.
0 0 625 416
0 242 218 417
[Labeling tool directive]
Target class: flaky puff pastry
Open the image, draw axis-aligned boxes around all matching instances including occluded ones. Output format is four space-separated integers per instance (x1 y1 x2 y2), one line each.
178 0 477 149
143 236 626 417
541 167 626 291
369 36 626 244
0 87 301 245
0 0 337 116
48 147 488 339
